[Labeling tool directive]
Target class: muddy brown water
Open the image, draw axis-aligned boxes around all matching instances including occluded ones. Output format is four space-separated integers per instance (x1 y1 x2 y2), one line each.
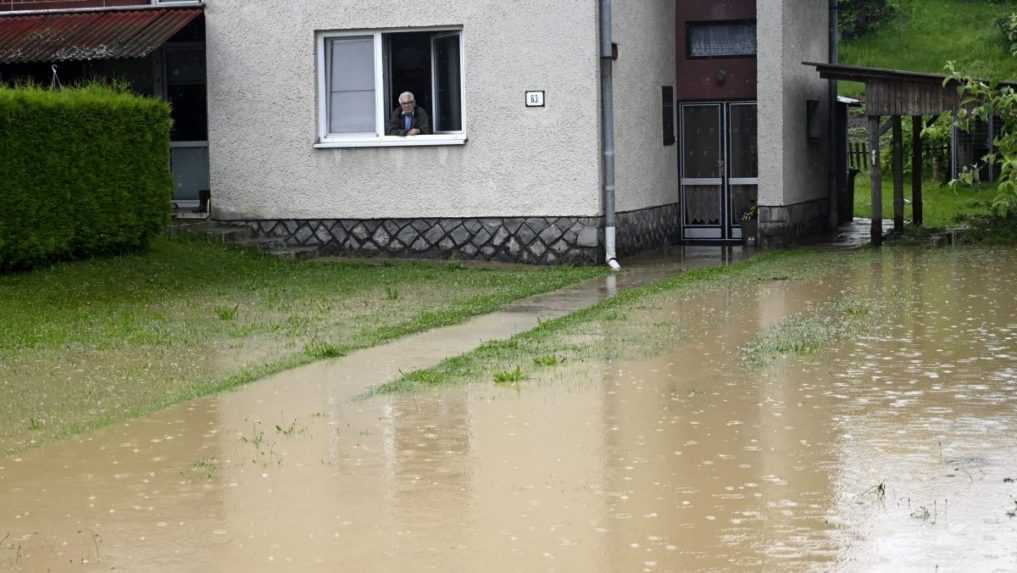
3 247 1017 572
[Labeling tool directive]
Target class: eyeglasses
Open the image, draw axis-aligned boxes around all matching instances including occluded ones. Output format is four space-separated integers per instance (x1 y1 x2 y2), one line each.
399 100 415 105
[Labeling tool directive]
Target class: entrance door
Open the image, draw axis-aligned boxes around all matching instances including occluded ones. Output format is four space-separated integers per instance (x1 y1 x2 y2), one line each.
680 102 758 242
164 44 209 208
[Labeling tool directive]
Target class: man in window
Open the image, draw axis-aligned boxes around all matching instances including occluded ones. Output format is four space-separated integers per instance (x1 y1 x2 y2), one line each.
388 91 431 136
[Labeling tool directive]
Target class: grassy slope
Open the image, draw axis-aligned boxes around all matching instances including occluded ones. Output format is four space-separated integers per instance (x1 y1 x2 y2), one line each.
839 0 1017 97
0 239 602 454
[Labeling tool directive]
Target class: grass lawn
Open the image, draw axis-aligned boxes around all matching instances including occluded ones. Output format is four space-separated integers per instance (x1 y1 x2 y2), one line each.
372 249 871 395
839 0 1017 98
0 238 603 454
852 175 995 228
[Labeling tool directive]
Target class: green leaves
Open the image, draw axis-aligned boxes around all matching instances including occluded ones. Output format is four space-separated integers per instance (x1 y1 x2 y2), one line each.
946 64 1017 219
0 85 172 271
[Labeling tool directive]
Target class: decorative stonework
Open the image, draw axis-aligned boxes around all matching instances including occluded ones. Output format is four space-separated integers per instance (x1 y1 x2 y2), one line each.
234 216 601 265
758 198 829 247
616 203 681 256
223 204 681 265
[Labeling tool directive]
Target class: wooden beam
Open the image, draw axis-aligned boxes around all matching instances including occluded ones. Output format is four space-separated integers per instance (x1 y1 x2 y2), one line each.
912 116 923 226
869 115 883 246
893 116 905 231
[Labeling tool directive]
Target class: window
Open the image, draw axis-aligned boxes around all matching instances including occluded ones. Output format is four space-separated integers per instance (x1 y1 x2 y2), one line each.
687 21 756 58
316 29 466 148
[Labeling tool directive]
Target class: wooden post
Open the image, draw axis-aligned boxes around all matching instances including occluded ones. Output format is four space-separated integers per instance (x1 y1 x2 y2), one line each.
869 115 883 246
912 115 923 227
892 116 904 231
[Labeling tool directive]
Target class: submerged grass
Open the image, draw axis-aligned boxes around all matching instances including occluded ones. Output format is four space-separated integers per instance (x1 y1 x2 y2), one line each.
0 237 603 454
741 298 874 368
370 248 869 395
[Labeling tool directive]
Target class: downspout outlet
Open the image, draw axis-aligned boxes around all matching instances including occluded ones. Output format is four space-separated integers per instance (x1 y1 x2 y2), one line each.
605 226 621 271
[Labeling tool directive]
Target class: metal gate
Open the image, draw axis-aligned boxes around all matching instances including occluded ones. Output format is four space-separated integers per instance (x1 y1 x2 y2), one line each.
680 101 758 242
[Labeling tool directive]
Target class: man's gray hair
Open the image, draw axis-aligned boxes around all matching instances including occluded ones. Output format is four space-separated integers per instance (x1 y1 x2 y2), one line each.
398 91 415 104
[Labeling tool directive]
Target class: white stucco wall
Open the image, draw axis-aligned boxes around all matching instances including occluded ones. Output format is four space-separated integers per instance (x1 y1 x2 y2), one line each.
205 0 602 220
611 0 678 213
757 0 829 207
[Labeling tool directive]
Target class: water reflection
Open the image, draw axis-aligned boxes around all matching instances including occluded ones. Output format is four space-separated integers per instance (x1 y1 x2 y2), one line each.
3 248 1017 571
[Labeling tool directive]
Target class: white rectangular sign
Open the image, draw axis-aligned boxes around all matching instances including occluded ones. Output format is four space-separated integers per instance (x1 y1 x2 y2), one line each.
525 91 545 108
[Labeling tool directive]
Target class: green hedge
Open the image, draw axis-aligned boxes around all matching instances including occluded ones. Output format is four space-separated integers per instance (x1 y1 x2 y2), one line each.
0 85 172 271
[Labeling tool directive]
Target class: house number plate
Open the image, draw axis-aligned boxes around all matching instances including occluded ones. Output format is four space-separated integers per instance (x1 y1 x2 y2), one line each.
525 91 545 107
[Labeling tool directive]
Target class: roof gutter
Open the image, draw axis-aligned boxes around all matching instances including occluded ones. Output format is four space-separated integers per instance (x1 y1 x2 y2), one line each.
599 0 621 271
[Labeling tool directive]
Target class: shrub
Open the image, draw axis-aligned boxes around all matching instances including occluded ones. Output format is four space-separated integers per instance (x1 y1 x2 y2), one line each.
839 0 896 40
946 62 1017 217
998 12 1017 56
0 84 172 271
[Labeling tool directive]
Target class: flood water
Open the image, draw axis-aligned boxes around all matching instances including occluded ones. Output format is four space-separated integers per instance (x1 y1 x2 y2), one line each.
2 247 1016 572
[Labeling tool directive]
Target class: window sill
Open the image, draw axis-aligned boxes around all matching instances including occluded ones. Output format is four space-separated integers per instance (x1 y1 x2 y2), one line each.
314 135 467 149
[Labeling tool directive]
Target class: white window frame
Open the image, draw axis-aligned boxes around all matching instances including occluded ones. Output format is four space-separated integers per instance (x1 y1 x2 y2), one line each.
315 27 467 149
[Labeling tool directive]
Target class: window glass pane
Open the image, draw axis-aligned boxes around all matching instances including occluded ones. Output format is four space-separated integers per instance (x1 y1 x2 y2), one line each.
434 34 462 132
327 36 375 134
728 104 758 178
682 106 721 179
688 21 756 57
168 84 208 141
165 47 207 141
330 92 376 133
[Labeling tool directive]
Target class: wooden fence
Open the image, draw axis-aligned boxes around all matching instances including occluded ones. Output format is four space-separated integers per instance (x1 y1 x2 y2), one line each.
848 142 951 171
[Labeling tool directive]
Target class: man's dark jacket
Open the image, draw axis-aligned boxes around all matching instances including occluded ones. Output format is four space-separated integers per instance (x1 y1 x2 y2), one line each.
388 106 432 135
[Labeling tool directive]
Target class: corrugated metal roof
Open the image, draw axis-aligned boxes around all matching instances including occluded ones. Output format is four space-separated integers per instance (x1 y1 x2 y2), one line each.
0 7 202 64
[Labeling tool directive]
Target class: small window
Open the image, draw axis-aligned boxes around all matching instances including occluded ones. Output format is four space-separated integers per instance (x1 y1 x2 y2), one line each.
687 21 756 58
317 29 466 148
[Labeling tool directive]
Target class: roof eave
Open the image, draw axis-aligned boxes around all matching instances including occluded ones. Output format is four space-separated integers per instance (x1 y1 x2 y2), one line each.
0 2 203 19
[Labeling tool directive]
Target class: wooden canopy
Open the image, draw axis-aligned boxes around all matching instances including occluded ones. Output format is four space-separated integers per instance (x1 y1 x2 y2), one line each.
807 62 1014 245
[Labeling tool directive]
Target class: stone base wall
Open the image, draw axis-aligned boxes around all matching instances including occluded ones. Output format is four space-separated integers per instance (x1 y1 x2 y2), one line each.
233 216 601 265
224 204 681 265
616 203 681 256
758 198 830 247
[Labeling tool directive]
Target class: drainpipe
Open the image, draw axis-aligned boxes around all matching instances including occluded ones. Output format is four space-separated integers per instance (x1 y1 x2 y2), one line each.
828 0 840 228
600 0 621 271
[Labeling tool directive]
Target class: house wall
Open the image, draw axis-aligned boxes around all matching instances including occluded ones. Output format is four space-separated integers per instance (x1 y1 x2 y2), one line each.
675 0 756 101
205 0 602 225
756 0 830 245
611 0 680 252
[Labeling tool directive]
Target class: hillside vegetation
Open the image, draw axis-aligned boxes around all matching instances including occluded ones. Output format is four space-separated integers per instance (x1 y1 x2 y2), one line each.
839 0 1017 96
